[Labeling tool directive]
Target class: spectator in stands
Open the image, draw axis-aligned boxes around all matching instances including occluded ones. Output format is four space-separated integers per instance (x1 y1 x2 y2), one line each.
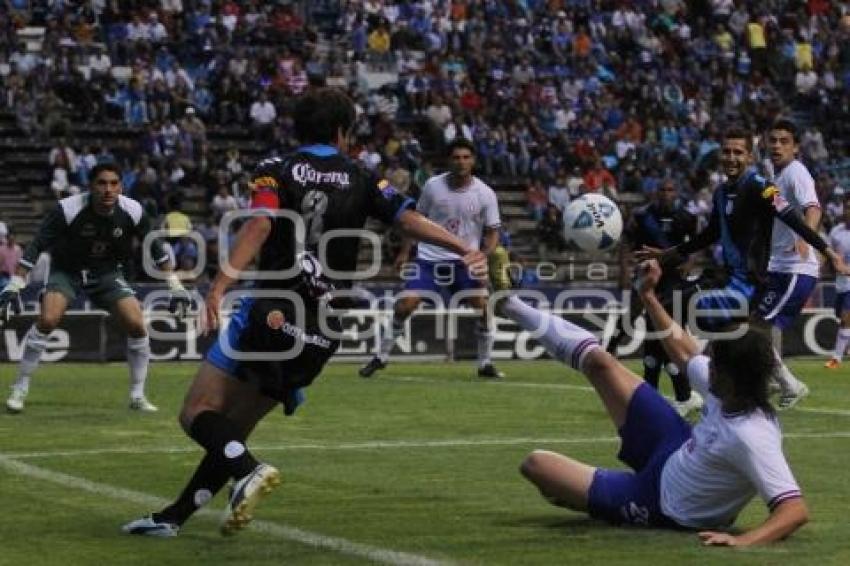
249 91 276 138
0 228 22 289
548 173 571 213
537 204 565 261
49 137 78 185
444 117 472 144
210 183 239 221
368 22 392 70
180 106 206 146
526 179 548 221
478 130 510 177
358 140 382 172
801 126 829 166
583 159 617 195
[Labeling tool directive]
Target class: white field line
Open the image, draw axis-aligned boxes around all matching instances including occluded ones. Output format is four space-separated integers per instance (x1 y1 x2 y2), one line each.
389 375 595 392
391 376 850 415
0 453 450 566
795 407 850 417
7 431 850 461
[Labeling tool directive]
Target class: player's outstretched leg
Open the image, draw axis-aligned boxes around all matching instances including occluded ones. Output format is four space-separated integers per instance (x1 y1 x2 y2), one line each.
498 294 643 427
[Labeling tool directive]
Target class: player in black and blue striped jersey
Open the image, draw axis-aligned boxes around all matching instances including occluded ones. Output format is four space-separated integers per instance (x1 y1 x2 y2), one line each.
638 128 849 331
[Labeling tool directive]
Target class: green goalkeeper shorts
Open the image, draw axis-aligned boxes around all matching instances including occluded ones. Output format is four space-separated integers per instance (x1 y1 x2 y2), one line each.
46 268 136 309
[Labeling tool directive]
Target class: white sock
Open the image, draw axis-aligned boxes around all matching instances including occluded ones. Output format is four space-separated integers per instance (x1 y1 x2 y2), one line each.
501 296 599 370
127 335 151 399
476 321 494 367
833 328 850 361
377 315 404 363
771 347 804 393
13 326 50 392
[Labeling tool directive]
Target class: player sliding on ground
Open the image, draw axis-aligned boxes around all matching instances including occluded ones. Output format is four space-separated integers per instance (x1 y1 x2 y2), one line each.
489 258 808 546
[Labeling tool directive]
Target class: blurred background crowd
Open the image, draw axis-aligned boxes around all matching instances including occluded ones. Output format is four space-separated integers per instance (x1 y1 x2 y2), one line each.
2 0 850 285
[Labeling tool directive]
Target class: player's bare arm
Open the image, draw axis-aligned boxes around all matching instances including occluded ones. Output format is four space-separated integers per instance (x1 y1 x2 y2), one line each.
636 259 701 368
203 215 272 333
393 236 414 275
699 497 809 547
480 225 500 255
394 209 487 276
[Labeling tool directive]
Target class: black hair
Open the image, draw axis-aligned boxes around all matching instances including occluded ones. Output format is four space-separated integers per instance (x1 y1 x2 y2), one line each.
722 127 753 150
710 326 777 415
90 162 121 181
293 87 356 144
447 137 476 157
770 118 800 143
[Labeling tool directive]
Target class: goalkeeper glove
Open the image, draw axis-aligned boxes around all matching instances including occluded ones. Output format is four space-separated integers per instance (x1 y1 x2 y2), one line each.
166 274 194 320
0 275 26 324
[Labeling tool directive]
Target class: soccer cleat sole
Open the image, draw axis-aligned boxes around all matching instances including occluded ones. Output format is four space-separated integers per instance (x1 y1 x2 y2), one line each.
220 469 281 536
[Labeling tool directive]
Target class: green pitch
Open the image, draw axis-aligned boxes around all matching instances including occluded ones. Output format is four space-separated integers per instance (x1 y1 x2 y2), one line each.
1 359 848 565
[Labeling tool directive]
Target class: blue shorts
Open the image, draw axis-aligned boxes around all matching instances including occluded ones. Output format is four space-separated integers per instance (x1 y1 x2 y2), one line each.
691 276 756 331
206 296 340 415
403 259 484 297
755 272 818 329
835 291 850 318
587 383 691 528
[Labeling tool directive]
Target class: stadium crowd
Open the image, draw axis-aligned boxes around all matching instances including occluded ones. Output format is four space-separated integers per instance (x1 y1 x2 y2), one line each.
2 0 850 280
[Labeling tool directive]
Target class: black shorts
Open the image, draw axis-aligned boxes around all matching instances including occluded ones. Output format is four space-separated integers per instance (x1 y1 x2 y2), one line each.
206 296 341 404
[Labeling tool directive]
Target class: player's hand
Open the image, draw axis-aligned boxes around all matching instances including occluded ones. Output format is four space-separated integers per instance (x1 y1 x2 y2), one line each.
393 254 408 277
698 531 741 547
462 250 488 280
0 275 26 325
165 274 194 320
825 248 850 276
201 287 223 336
633 245 666 262
168 288 194 320
636 259 662 296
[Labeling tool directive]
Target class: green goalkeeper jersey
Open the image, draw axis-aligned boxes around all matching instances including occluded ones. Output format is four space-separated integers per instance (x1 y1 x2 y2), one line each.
19 193 169 275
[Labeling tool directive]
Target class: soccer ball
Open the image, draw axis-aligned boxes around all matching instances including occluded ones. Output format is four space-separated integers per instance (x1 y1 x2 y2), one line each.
562 194 623 252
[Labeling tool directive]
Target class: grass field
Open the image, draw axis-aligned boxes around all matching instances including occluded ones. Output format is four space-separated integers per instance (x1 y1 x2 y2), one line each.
1 358 849 566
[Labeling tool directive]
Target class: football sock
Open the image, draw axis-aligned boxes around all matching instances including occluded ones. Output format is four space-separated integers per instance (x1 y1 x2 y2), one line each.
642 355 661 389
475 320 495 367
127 335 151 399
667 363 692 402
12 325 50 392
501 296 599 371
771 347 804 393
833 328 850 361
154 453 229 525
377 314 404 363
189 410 259 481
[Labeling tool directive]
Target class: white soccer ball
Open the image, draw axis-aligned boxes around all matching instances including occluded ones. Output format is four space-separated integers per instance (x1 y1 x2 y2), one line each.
562 194 623 252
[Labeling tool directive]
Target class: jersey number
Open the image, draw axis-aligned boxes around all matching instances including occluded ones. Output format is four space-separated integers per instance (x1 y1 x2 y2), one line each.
301 190 329 250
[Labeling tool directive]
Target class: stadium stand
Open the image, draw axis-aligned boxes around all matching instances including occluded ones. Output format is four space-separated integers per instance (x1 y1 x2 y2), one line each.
1 0 849 287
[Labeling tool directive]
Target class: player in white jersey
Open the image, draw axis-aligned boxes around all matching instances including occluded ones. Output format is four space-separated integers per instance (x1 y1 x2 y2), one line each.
826 195 850 368
360 138 504 378
486 259 808 544
754 119 821 408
